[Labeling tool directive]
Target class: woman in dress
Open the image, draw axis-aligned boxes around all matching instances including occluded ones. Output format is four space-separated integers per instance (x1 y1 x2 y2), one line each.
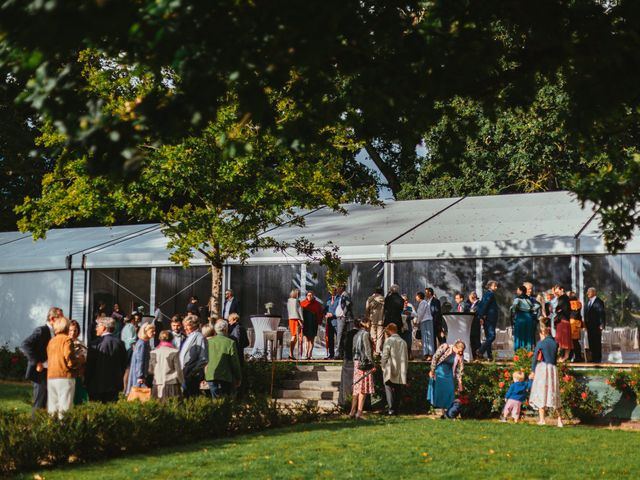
529 317 563 427
68 320 89 404
287 288 304 360
125 323 155 395
350 318 375 419
300 290 323 359
511 285 536 351
427 340 465 418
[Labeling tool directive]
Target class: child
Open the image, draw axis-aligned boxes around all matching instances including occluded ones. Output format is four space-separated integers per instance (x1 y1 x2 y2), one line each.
500 371 532 423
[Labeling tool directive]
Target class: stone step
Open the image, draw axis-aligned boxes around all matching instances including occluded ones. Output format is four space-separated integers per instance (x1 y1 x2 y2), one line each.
295 371 342 381
276 389 340 401
275 398 338 411
294 364 342 372
281 379 341 391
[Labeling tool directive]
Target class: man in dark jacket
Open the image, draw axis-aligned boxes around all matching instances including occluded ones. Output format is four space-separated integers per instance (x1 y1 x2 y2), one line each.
383 284 405 330
85 317 128 402
426 288 446 347
21 306 63 415
477 280 499 360
584 287 606 363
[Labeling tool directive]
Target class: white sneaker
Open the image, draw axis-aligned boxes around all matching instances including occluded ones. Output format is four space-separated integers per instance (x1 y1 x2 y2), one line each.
499 417 507 423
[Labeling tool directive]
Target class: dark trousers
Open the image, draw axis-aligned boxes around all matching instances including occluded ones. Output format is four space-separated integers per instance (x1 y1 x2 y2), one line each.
326 320 336 358
89 391 119 403
586 324 602 363
207 380 232 399
479 318 497 359
183 372 203 397
31 371 47 417
336 318 353 359
470 316 481 358
571 339 583 362
384 381 402 415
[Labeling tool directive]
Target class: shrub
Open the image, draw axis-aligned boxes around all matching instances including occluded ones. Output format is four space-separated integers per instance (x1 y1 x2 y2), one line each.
0 344 27 381
606 366 640 403
367 348 606 421
0 394 322 476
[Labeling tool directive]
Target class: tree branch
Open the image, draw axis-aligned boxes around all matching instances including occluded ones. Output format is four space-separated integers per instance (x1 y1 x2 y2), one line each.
364 140 401 197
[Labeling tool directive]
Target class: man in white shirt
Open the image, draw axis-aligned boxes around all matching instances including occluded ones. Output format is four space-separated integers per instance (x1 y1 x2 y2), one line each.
223 289 239 320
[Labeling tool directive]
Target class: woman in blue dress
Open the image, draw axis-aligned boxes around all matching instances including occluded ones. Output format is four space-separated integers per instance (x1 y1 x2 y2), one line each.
427 340 465 418
511 286 536 351
125 323 155 395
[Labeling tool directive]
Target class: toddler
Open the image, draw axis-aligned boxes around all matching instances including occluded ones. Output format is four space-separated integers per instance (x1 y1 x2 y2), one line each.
500 371 532 423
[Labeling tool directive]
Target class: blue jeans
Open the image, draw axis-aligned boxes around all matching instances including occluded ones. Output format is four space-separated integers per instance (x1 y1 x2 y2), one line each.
479 318 496 359
207 380 232 399
420 321 434 357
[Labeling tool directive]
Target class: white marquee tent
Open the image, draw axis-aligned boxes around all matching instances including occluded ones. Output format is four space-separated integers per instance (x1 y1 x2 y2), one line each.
2 191 639 358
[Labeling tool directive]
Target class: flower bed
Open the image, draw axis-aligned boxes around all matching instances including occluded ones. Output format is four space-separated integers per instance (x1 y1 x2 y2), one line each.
606 366 640 403
369 349 605 421
0 344 27 381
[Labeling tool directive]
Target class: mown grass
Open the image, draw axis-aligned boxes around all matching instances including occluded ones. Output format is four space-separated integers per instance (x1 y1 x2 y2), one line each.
16 416 639 479
0 381 31 413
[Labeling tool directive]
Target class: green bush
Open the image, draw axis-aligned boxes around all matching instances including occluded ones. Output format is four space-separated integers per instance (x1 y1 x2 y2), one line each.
606 366 640 403
0 344 27 381
0 394 322 476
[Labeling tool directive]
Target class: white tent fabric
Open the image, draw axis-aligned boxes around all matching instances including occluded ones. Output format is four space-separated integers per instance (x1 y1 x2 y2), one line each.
389 191 596 260
2 191 639 272
0 224 157 273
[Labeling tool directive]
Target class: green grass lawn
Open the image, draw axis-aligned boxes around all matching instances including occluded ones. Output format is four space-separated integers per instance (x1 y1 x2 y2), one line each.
0 381 31 413
15 416 639 479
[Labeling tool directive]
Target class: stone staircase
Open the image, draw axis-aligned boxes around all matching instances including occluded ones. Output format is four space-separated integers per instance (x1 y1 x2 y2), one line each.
275 364 342 411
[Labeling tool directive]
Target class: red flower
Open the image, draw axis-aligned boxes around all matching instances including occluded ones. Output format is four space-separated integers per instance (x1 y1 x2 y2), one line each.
631 381 637 386
605 379 611 385
563 375 571 382
504 371 511 379
499 382 505 388
527 351 534 358
622 384 627 389
513 355 520 362
10 356 19 365
580 392 588 400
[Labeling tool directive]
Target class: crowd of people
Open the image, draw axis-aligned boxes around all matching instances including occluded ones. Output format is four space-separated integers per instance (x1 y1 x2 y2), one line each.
286 281 606 365
21 279 607 424
21 290 248 418
284 280 606 423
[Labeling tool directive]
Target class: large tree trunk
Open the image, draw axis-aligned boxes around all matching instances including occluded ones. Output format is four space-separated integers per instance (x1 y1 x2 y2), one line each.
209 261 223 317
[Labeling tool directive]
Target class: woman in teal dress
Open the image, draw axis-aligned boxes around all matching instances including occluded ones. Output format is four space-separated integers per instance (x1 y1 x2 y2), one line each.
511 286 536 351
427 340 465 418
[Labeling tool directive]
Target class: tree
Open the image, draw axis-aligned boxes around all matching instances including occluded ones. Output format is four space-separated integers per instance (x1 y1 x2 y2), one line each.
398 77 619 200
0 72 52 231
17 101 377 314
2 1 640 250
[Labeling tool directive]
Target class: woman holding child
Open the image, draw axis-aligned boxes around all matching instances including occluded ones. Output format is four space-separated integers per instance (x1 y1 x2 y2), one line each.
427 340 465 418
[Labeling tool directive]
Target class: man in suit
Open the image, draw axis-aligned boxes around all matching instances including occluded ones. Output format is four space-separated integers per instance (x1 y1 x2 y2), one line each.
324 288 342 359
454 292 469 313
383 284 405 330
425 287 445 348
222 289 239 321
477 280 499 360
584 287 606 363
21 306 63 415
85 317 128 402
335 284 354 359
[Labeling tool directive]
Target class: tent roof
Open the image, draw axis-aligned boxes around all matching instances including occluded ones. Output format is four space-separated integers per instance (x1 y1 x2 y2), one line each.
0 191 635 272
389 191 595 260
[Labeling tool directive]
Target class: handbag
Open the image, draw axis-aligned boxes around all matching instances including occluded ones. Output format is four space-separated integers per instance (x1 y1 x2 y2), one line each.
127 385 151 402
357 360 374 372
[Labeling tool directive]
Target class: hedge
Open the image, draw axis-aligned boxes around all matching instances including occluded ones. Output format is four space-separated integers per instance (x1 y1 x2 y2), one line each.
0 395 322 476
